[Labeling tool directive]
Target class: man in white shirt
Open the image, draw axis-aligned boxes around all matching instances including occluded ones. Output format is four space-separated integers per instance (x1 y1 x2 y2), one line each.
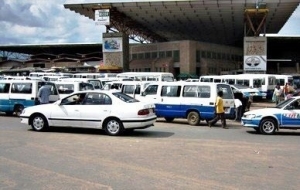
234 98 243 121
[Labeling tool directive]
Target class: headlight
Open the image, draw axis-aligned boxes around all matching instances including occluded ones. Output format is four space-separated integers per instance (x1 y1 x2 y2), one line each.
244 114 256 119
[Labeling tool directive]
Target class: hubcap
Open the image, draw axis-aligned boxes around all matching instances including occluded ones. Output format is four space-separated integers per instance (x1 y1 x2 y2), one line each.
262 121 275 133
107 120 120 134
33 117 44 130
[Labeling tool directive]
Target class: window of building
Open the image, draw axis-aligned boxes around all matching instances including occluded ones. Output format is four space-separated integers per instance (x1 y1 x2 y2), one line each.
217 53 221 59
138 53 144 59
173 50 180 62
145 52 151 59
207 51 212 59
196 50 201 62
201 51 207 58
151 52 158 59
166 51 172 58
212 52 217 59
132 54 138 60
159 51 165 58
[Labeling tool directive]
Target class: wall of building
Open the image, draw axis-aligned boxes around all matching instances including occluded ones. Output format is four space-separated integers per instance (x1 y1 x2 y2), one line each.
129 40 243 77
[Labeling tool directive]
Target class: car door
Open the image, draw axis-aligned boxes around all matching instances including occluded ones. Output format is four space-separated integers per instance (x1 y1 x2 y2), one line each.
79 92 112 128
49 93 85 127
281 100 300 127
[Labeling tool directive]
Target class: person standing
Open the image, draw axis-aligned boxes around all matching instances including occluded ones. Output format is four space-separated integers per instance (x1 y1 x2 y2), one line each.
208 91 227 129
38 82 51 104
272 84 283 105
234 98 243 121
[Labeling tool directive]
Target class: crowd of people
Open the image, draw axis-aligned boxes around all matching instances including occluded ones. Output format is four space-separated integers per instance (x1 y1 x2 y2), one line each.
272 82 295 105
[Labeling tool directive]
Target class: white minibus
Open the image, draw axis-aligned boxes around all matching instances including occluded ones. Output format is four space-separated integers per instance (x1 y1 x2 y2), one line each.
54 81 94 99
139 81 235 125
273 74 293 88
60 78 103 89
199 75 224 83
0 80 59 116
116 72 174 82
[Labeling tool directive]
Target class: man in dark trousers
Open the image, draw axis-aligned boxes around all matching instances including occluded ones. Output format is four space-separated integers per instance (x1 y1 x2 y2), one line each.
208 91 227 129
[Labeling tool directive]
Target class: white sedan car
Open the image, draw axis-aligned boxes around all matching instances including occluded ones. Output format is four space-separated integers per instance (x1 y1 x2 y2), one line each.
20 90 157 136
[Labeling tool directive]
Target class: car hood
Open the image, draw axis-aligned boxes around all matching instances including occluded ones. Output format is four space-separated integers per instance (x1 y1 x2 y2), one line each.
244 108 279 115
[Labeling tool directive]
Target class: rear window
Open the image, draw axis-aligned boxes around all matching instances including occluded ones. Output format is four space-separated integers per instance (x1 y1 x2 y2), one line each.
113 92 139 103
217 84 234 99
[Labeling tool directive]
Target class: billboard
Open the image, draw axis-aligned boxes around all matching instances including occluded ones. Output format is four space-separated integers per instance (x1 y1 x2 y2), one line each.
243 37 267 72
95 9 110 25
103 37 123 52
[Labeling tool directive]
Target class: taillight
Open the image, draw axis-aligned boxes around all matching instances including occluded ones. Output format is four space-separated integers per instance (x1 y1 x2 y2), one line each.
138 109 150 115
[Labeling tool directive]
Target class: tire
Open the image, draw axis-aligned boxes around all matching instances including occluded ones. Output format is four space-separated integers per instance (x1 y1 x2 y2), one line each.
259 118 276 135
164 117 174 122
104 118 124 136
187 111 200 126
14 105 24 117
30 114 49 132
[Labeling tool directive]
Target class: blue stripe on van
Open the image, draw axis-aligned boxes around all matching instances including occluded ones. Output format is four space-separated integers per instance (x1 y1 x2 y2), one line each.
155 103 235 120
154 103 216 120
0 99 35 112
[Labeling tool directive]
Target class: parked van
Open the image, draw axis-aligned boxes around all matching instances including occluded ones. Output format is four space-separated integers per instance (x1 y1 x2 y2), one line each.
139 81 235 125
0 80 59 116
54 81 94 99
119 81 151 99
60 78 103 90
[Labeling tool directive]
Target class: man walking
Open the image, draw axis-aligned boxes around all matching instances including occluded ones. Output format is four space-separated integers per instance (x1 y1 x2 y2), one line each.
38 82 51 104
208 91 227 129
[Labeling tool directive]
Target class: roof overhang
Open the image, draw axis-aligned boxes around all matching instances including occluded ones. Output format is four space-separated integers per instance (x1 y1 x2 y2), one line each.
64 0 300 46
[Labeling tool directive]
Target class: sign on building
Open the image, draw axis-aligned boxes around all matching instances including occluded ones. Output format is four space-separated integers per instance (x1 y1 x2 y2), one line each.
243 37 267 72
95 9 110 25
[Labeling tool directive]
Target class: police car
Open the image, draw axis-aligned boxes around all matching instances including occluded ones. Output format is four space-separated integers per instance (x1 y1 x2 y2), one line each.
241 96 300 134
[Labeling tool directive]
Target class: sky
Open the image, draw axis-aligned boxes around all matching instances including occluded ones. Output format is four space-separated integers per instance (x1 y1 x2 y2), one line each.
0 0 299 45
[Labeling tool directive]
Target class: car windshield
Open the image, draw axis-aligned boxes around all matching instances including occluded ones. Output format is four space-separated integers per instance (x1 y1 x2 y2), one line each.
275 98 295 109
112 92 139 103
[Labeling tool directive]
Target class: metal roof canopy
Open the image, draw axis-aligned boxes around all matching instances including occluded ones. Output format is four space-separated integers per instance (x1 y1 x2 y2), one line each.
64 0 300 47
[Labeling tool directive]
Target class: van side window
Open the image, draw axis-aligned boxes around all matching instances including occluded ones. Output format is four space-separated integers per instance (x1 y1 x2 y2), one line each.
161 86 181 97
11 83 32 94
0 83 10 93
58 84 74 94
183 85 211 98
144 85 158 95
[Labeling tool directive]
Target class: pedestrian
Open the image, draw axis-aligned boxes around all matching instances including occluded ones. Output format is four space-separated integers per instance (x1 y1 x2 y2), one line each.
246 94 253 111
38 82 51 104
272 84 283 105
234 98 243 121
208 91 227 129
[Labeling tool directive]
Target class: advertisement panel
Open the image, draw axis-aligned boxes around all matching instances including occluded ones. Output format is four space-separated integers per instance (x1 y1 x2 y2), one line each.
243 55 266 71
95 9 110 25
243 37 267 72
103 37 123 52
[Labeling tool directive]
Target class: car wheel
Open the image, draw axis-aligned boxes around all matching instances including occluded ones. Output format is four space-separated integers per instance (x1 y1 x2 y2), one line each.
104 118 124 136
187 111 200 126
31 114 49 132
259 118 276 135
14 105 24 117
164 117 174 122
